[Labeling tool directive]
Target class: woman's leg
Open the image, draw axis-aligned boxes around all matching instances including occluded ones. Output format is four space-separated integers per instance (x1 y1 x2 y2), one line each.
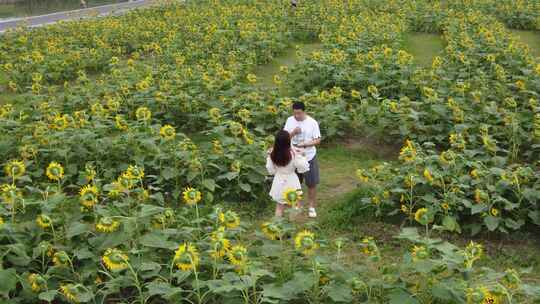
275 203 286 217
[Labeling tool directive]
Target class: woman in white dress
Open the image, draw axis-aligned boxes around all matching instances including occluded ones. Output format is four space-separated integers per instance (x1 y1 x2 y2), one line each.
266 130 310 217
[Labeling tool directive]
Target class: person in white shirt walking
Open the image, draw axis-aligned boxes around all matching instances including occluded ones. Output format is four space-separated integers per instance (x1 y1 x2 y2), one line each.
284 101 321 218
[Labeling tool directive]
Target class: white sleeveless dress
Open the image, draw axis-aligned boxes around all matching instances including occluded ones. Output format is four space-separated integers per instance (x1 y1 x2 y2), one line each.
266 151 310 204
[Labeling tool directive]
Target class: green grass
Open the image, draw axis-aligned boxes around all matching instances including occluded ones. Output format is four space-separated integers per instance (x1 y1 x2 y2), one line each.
510 30 540 57
254 42 322 88
403 32 445 67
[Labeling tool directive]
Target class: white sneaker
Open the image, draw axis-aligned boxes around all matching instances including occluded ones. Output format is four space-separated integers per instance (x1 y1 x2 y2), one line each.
308 207 317 218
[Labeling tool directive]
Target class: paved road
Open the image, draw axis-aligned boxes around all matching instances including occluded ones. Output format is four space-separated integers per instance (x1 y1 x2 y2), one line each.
0 0 156 33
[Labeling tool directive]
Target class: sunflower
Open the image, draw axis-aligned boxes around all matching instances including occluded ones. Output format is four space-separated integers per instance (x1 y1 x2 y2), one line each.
367 85 379 96
212 140 224 155
115 115 129 130
210 228 231 258
359 237 379 258
53 251 70 267
152 209 174 229
1 184 22 205
227 245 248 267
350 277 367 295
28 273 47 292
51 114 69 130
423 168 433 183
230 160 242 173
60 284 81 303
79 184 98 209
398 140 416 163
490 208 499 216
266 105 278 114
102 248 129 271
183 187 202 205
246 73 257 83
441 202 450 211
174 243 199 271
295 230 317 256
218 210 240 229
464 241 483 269
502 269 521 290
126 165 144 180
283 189 302 207
84 164 96 182
466 287 499 304
411 245 429 261
474 188 486 203
96 217 120 233
160 124 176 140
46 162 64 181
242 129 254 145
414 208 433 225
351 90 361 99
20 145 38 160
273 74 282 85
36 214 53 229
135 106 151 121
37 241 54 257
4 160 25 179
237 109 251 123
355 169 369 183
261 221 282 240
515 80 526 91
470 169 479 179
208 107 221 123
400 204 409 214
228 121 244 136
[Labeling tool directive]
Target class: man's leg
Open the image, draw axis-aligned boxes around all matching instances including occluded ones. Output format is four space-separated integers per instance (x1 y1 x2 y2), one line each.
305 157 320 217
307 185 317 209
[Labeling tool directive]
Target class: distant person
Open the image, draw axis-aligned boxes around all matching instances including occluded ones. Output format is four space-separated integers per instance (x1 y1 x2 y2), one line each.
284 101 321 218
266 130 310 217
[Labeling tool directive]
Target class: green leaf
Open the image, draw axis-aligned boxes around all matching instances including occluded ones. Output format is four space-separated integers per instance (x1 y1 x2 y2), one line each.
146 281 183 299
504 218 524 230
470 203 487 215
522 283 540 298
442 216 461 233
139 232 177 249
202 179 216 191
484 216 500 231
430 283 459 301
39 290 58 302
162 167 177 180
5 243 31 266
67 221 92 238
0 268 18 296
396 227 421 242
388 289 419 304
239 182 251 192
324 283 353 302
138 204 165 217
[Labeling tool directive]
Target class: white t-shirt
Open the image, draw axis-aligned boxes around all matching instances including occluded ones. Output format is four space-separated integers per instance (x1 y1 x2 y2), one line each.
284 115 321 161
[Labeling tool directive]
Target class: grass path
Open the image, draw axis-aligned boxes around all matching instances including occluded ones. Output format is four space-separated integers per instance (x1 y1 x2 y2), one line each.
403 32 445 67
254 42 322 89
510 29 540 57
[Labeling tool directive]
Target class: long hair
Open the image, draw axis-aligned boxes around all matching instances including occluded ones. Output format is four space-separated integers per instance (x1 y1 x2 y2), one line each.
271 130 292 167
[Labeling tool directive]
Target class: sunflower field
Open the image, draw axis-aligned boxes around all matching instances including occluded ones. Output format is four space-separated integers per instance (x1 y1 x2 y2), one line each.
0 0 539 303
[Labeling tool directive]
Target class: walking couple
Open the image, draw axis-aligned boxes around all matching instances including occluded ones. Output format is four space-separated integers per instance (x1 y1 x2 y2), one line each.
266 102 321 218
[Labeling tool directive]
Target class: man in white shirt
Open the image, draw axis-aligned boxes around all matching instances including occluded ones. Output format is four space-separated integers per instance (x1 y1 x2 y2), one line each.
284 101 321 218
